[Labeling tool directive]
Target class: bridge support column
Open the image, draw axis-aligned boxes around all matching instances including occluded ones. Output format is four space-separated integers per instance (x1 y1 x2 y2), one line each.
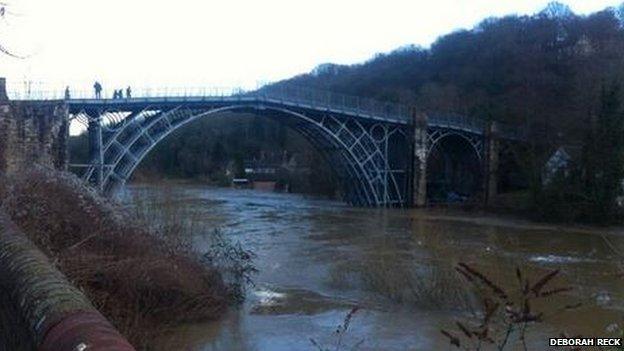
485 121 499 205
87 114 103 192
412 113 428 207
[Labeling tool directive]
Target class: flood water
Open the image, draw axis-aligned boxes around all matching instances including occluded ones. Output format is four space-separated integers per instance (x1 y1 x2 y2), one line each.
127 184 624 351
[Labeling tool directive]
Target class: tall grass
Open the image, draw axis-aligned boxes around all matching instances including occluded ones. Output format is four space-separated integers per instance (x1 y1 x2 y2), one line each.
128 185 257 303
329 255 472 311
361 260 472 310
128 186 199 253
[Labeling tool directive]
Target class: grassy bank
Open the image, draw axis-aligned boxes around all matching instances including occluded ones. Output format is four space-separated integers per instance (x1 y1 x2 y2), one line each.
0 167 233 349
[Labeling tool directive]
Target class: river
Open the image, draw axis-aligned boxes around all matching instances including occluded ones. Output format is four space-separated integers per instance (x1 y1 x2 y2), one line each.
126 184 624 351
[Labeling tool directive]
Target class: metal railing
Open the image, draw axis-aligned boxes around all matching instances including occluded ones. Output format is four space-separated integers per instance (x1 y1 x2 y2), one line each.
7 84 414 124
497 121 528 141
7 86 247 100
427 112 487 134
259 85 412 123
6 83 526 138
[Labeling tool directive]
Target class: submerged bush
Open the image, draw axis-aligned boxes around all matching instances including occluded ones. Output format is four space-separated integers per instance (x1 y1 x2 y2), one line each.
129 186 257 303
329 256 472 311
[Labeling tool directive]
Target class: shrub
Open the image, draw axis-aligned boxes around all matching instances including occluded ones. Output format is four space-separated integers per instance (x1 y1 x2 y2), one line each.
0 166 229 348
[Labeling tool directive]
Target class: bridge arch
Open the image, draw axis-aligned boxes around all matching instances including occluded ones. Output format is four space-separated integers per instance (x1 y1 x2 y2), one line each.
80 103 409 207
427 129 484 161
426 130 484 202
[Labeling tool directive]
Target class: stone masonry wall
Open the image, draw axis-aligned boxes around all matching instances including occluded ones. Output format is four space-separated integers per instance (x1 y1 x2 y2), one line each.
0 101 69 175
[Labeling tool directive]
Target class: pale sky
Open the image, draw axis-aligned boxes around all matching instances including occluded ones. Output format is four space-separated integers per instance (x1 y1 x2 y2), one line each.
0 0 621 94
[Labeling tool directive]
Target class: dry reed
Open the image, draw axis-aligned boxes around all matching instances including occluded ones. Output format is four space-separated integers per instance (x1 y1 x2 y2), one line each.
442 263 580 351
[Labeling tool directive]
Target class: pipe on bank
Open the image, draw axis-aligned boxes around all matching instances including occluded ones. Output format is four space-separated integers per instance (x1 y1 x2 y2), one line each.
0 211 135 351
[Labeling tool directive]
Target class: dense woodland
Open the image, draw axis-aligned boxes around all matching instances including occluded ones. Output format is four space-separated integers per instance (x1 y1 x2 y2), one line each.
71 2 624 222
264 2 624 222
273 2 624 142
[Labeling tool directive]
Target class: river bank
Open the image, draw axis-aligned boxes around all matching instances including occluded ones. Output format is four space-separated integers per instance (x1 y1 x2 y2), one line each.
126 183 624 351
416 206 624 238
0 169 233 349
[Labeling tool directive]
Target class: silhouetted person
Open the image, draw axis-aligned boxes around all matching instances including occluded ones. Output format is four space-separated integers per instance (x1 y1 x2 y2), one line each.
126 86 131 98
112 90 117 99
118 89 123 99
94 81 102 99
64 86 70 100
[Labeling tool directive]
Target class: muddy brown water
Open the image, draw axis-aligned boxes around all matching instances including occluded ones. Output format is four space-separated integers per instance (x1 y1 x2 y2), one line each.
126 184 624 351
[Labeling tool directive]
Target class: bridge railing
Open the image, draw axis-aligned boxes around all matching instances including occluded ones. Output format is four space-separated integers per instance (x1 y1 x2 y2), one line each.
497 121 529 141
258 85 412 123
427 113 529 140
7 84 413 123
6 86 248 100
7 83 527 138
427 113 487 134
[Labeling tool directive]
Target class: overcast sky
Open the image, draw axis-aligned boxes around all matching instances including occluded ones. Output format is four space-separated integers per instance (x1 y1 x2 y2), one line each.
0 0 621 94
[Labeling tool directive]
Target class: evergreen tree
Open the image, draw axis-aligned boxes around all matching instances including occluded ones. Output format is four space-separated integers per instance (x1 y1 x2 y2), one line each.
583 84 624 222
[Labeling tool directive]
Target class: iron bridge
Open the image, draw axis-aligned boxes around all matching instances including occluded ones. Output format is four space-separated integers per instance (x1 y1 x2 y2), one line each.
23 85 523 207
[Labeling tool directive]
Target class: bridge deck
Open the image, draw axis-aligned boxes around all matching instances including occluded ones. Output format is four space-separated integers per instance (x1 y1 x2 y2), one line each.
9 85 525 139
66 95 412 125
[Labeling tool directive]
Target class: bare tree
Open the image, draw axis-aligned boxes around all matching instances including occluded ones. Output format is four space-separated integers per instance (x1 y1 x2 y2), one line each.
0 2 21 58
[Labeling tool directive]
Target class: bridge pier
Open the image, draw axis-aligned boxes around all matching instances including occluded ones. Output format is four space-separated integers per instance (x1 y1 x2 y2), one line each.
484 121 499 205
0 80 68 174
412 113 428 207
87 114 104 192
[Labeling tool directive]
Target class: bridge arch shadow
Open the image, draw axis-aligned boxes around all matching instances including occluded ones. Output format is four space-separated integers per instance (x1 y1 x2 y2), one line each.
79 103 411 207
426 132 483 203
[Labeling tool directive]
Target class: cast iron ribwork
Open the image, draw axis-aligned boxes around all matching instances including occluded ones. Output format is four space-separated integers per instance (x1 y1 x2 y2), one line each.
61 86 523 207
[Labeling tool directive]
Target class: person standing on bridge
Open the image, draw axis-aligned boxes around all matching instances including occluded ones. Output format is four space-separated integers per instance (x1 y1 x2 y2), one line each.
64 86 70 100
94 81 102 99
126 86 131 98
